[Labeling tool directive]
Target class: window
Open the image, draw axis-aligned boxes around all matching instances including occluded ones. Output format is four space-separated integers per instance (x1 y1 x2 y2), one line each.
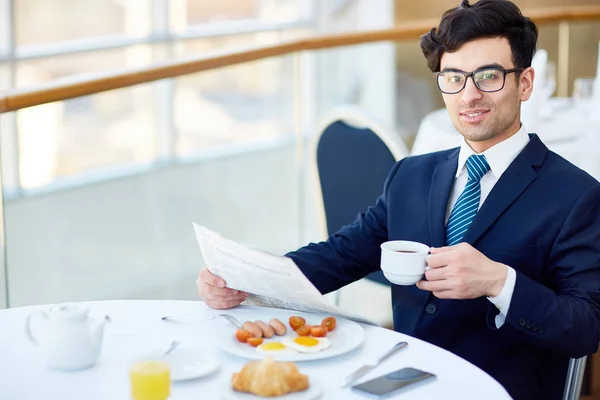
173 30 309 155
0 0 315 191
15 45 163 86
174 55 295 154
0 0 9 56
182 0 307 26
14 0 153 46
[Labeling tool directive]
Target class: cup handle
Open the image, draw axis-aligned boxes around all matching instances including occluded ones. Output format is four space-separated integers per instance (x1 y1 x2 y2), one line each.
425 249 432 271
25 311 48 345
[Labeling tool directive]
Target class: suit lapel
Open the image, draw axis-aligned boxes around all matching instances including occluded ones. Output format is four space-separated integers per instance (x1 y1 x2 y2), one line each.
428 149 459 247
462 134 547 245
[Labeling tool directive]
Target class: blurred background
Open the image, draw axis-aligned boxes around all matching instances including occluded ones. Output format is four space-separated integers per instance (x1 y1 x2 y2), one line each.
0 0 599 363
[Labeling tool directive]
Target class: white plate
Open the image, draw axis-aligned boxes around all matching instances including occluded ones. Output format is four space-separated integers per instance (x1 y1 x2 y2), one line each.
215 311 364 362
136 347 220 382
169 350 220 382
221 376 322 400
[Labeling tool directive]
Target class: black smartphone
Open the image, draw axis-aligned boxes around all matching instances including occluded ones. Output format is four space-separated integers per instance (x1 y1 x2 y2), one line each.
351 367 436 398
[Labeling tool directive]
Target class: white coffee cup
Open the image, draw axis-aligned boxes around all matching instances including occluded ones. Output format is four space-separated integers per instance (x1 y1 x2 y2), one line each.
380 240 430 285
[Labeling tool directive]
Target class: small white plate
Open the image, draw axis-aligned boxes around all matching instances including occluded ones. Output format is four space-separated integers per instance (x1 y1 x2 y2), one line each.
136 347 220 382
215 310 364 362
168 350 220 382
221 377 322 399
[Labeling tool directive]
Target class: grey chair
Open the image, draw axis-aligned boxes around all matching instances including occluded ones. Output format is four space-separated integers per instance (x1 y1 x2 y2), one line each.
562 356 588 400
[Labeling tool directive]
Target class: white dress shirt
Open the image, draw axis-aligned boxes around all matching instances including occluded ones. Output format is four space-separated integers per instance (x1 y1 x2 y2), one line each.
445 125 530 328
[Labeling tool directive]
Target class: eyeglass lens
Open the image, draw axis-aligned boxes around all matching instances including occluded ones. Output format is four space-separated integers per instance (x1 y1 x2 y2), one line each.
438 69 505 94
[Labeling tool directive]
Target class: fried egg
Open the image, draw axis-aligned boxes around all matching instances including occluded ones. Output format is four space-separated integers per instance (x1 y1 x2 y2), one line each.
256 341 298 355
282 336 331 353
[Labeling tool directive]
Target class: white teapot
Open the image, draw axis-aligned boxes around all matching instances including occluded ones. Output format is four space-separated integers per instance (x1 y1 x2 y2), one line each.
25 304 109 371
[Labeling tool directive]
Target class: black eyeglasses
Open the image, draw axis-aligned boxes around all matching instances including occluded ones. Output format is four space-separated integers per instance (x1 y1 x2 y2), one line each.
434 67 524 94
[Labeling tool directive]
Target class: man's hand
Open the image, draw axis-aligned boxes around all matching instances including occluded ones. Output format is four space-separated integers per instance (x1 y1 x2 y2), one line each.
196 268 249 309
416 243 507 299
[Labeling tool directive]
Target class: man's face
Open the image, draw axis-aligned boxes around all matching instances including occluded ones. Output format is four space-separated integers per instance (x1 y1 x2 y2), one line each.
439 37 534 149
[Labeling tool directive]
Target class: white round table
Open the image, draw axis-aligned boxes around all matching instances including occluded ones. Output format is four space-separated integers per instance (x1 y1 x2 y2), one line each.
0 300 512 399
411 98 600 181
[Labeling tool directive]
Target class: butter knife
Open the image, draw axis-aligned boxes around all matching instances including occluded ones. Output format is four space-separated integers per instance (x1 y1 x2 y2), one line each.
339 341 408 388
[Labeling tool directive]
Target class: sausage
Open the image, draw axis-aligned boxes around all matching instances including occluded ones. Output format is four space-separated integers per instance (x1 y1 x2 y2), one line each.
242 321 263 338
269 318 287 336
254 320 275 338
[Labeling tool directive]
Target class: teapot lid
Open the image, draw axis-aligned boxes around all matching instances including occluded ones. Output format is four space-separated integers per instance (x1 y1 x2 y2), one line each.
48 304 89 321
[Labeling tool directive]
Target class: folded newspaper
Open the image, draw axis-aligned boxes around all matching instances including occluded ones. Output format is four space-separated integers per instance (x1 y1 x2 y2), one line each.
193 223 378 326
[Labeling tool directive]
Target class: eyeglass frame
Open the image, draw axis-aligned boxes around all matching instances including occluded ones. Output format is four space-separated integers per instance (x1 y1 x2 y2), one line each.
434 66 525 94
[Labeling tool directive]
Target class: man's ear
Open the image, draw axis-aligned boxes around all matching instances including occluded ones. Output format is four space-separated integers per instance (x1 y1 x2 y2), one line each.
519 67 535 102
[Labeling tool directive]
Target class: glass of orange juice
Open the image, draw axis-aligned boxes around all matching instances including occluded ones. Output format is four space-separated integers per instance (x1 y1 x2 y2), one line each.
130 360 171 400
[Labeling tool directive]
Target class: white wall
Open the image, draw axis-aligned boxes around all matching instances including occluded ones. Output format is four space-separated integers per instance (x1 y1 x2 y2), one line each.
4 143 310 307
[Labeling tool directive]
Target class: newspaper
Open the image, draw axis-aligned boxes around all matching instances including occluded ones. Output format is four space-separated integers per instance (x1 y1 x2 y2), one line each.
193 223 378 326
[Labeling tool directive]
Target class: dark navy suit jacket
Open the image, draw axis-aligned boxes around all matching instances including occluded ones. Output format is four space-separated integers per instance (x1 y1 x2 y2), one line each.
287 134 600 400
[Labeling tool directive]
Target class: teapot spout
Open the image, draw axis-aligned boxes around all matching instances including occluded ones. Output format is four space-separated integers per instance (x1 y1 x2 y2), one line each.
90 315 110 345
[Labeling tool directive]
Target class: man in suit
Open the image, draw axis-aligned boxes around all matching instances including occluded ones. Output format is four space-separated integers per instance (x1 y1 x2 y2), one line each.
196 0 600 398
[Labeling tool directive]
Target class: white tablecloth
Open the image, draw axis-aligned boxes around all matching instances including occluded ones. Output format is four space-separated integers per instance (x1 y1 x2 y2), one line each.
0 300 512 400
411 98 600 181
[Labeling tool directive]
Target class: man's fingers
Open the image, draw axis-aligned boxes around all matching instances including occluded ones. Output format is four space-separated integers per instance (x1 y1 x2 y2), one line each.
429 246 453 254
417 279 452 292
208 291 248 300
418 280 465 299
424 267 446 282
207 299 245 310
206 286 239 296
426 252 452 268
417 280 455 299
432 290 454 299
203 285 248 299
200 268 226 288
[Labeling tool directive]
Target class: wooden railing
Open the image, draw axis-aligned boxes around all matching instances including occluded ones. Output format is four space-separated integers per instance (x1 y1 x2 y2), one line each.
0 5 598 113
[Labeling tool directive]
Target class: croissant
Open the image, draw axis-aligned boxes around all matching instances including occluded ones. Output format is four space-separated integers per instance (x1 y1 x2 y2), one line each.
231 357 309 397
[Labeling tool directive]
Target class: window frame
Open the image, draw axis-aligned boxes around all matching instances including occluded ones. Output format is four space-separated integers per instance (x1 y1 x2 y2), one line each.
0 0 316 198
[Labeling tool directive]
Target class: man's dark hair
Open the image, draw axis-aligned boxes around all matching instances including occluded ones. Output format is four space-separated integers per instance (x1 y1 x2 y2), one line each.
420 0 538 72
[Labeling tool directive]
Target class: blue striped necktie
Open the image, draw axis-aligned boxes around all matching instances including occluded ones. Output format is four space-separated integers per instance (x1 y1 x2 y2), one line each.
445 154 490 246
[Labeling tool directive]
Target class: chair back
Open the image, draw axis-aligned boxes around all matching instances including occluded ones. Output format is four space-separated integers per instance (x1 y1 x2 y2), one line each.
562 356 587 400
311 105 408 285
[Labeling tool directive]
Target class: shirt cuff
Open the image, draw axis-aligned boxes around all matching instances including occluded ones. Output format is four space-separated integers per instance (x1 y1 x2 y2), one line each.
487 265 516 328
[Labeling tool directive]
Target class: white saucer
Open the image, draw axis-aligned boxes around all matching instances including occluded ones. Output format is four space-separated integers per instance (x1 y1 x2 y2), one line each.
221 377 322 399
167 350 220 382
136 347 220 382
